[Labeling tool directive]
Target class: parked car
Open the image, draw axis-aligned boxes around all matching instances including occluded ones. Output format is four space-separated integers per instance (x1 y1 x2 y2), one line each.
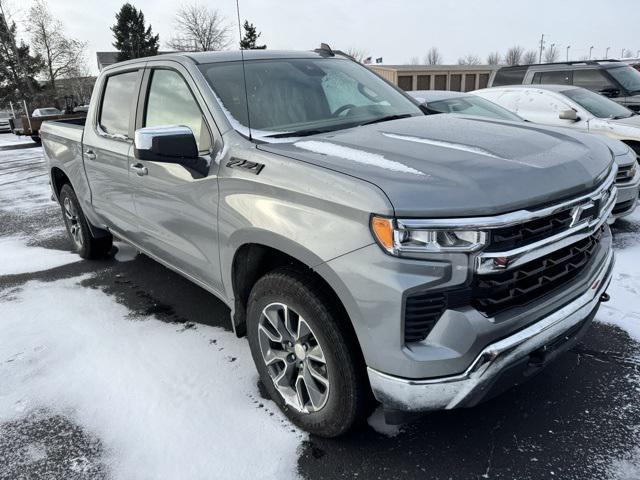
411 89 638 220
73 105 90 113
32 107 63 117
0 111 11 132
41 49 616 437
407 90 523 121
489 60 640 112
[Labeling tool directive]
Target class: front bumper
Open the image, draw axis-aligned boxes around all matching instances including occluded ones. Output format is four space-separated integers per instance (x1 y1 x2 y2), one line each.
367 246 614 412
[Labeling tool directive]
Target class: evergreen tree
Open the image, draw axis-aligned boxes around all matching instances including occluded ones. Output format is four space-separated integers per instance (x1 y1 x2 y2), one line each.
239 21 265 50
111 3 159 61
0 11 43 105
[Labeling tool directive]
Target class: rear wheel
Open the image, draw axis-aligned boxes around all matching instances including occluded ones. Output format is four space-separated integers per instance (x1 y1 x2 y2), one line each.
247 267 371 437
59 184 112 259
31 136 41 144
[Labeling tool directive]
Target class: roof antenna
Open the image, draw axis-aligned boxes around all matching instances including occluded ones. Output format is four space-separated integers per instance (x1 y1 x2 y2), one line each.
318 43 335 57
235 0 252 141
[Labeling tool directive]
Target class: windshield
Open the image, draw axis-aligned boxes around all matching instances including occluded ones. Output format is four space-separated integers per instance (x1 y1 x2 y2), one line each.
426 95 522 121
198 57 422 138
607 66 640 93
562 88 633 119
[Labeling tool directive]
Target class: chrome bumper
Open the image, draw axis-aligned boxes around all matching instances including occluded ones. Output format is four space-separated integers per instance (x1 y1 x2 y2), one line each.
368 247 614 412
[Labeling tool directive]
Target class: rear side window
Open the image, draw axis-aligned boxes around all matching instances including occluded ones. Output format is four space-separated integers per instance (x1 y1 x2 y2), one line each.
573 69 615 91
532 70 572 85
492 67 527 86
99 71 139 137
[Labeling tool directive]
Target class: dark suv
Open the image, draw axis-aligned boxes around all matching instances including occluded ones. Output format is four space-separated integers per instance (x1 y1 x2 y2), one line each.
489 60 640 111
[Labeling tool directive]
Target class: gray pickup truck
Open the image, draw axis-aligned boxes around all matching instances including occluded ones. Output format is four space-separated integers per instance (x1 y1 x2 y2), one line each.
41 49 617 437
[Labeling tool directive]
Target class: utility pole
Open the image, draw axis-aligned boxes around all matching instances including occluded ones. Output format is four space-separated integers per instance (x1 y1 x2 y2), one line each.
589 46 594 60
605 46 610 58
538 34 545 63
566 45 571 61
621 48 625 58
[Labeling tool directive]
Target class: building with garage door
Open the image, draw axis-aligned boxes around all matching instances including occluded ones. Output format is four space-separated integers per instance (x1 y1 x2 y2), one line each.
369 64 498 92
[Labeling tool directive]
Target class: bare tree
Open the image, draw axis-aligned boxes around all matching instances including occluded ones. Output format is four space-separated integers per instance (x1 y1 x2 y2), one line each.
544 45 559 63
167 3 232 52
458 53 480 65
424 46 442 65
27 0 84 90
486 52 501 65
504 45 524 66
409 56 420 65
523 50 538 64
345 47 368 63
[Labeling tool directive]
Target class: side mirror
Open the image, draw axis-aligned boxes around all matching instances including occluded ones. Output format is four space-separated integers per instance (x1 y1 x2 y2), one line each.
134 125 208 176
559 109 579 121
599 87 620 98
134 125 198 162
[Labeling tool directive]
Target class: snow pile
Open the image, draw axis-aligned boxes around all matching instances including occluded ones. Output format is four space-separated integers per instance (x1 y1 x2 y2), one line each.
295 140 426 175
0 236 79 275
367 407 403 437
0 276 303 480
113 241 138 262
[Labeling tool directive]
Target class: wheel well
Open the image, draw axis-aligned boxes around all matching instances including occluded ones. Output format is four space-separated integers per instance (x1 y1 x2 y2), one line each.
51 167 71 198
231 244 351 341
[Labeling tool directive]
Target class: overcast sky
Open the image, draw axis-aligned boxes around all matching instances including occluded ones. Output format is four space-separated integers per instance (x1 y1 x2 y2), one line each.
12 0 640 74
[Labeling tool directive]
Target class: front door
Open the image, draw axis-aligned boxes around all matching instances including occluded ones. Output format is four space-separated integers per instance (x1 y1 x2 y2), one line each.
130 64 223 293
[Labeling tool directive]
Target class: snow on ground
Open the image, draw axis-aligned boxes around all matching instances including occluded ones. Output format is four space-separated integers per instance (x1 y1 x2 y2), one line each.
0 143 50 213
0 275 304 479
0 236 79 275
599 209 640 344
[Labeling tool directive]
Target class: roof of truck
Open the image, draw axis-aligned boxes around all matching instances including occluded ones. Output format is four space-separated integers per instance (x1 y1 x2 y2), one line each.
481 84 578 93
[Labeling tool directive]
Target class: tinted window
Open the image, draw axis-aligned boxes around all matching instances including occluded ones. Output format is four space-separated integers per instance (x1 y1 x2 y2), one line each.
562 88 633 119
607 66 640 93
532 70 571 85
427 95 522 121
145 69 211 151
492 67 527 86
199 59 421 135
572 70 614 91
99 71 138 137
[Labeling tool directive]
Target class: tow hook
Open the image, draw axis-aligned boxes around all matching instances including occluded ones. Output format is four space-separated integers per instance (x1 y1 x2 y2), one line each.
599 292 610 303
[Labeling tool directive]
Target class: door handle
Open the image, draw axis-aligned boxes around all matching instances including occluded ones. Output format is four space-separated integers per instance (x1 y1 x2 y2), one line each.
130 163 148 176
85 150 96 160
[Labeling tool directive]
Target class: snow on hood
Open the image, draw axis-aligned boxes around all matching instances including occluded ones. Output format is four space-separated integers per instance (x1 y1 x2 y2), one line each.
261 115 614 217
0 275 304 479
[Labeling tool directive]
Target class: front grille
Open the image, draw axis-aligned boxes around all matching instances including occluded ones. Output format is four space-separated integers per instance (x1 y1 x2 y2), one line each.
616 165 635 184
613 199 635 215
472 228 603 317
487 209 574 252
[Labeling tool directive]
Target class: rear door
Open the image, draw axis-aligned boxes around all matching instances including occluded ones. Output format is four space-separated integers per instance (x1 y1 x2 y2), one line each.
129 61 224 292
83 66 144 236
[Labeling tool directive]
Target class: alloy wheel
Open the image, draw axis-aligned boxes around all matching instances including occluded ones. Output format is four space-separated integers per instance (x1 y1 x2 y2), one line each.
258 302 330 413
63 197 83 249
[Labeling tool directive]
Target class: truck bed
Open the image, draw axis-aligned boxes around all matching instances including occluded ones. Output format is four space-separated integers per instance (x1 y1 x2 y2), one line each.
39 118 85 144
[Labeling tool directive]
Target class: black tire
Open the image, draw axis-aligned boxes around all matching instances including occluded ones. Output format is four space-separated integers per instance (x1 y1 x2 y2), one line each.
59 184 112 259
31 136 41 144
247 267 371 437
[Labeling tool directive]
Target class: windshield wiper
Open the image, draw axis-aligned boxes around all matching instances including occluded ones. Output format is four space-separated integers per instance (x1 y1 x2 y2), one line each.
359 113 413 126
265 127 342 138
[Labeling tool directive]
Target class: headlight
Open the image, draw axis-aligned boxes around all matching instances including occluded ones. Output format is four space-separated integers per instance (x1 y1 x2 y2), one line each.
371 216 488 256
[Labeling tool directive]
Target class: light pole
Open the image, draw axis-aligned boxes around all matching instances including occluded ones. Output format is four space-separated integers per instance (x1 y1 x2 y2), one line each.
539 33 545 63
589 46 594 60
566 45 571 61
605 46 610 58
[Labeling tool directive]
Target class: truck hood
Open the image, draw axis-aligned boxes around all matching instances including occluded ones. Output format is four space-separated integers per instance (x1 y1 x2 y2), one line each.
258 115 613 217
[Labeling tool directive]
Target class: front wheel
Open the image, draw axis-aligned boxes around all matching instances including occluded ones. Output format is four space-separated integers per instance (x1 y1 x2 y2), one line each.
247 267 371 437
59 184 112 259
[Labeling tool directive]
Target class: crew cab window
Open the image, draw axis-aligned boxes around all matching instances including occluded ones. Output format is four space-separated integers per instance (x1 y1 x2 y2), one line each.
532 70 571 85
99 71 139 137
144 69 211 152
572 70 615 91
